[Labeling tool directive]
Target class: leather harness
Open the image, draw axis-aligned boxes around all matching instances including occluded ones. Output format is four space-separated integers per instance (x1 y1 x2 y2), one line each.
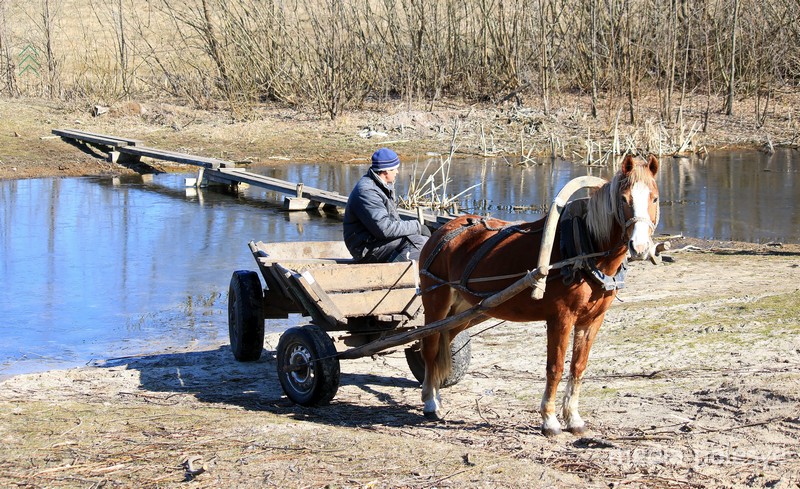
420 202 628 297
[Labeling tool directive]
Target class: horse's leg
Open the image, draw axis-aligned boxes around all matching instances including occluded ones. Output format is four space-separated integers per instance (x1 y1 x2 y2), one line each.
540 316 574 437
420 288 457 419
420 331 444 418
561 312 605 435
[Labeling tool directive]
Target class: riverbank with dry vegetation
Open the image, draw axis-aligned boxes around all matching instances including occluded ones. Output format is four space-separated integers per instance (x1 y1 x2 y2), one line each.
1 90 798 182
1 0 800 182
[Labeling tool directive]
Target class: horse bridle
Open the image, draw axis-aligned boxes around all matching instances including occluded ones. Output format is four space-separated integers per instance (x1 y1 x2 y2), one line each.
613 178 660 243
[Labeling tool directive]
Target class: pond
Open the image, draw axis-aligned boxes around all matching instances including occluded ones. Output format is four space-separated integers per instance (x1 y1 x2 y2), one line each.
1 149 797 378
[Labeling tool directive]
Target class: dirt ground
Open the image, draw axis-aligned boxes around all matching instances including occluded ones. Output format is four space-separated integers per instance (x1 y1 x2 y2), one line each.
1 96 799 488
1 241 799 488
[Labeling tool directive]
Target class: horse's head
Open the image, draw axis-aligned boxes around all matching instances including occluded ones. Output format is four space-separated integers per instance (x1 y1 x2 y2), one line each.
614 154 660 260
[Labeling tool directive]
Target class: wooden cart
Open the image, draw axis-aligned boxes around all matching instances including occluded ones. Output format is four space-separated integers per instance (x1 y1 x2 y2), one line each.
227 177 669 407
227 240 471 406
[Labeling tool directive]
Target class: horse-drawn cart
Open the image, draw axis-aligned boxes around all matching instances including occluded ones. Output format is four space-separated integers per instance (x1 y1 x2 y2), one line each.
227 240 471 406
228 169 670 420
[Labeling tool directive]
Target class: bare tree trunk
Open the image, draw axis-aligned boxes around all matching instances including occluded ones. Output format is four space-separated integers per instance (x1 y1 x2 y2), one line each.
703 26 712 132
201 0 229 92
115 0 128 93
590 0 598 118
42 0 58 97
538 0 550 115
676 0 691 124
0 0 17 96
725 0 739 115
664 0 679 120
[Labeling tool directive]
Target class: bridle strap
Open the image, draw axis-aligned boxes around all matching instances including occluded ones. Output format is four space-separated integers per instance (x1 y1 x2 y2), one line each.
624 215 656 232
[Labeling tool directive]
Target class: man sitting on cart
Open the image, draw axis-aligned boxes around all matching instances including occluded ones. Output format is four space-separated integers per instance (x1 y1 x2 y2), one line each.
343 148 431 263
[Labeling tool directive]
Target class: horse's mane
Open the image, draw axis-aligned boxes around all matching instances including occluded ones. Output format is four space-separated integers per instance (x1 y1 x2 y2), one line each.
585 161 653 246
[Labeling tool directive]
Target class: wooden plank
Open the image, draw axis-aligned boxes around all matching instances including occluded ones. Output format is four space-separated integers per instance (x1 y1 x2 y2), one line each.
52 128 139 148
289 269 346 326
53 127 454 227
65 129 142 146
328 288 420 317
211 169 348 208
254 240 351 261
211 168 443 224
283 197 322 211
300 261 418 293
118 146 235 169
257 257 346 269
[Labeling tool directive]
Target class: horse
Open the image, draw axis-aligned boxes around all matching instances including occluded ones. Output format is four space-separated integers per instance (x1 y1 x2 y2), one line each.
417 153 660 437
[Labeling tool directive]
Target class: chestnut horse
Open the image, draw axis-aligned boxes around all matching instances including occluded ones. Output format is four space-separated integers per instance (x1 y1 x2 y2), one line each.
418 154 660 436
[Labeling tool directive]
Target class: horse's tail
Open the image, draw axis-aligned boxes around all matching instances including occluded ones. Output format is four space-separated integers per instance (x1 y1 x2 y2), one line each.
432 330 453 388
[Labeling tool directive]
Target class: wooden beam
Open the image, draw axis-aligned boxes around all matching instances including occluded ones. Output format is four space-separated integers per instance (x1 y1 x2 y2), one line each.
52 128 141 148
118 146 235 169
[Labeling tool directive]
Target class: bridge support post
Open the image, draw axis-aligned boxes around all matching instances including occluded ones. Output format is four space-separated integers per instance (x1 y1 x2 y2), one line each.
284 182 321 211
109 150 141 165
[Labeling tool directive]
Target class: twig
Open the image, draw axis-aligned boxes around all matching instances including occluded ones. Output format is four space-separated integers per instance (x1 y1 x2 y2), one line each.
426 468 471 487
692 418 784 434
475 398 490 425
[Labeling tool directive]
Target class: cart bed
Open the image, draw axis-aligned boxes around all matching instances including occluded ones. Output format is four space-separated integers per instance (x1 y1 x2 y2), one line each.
249 240 422 331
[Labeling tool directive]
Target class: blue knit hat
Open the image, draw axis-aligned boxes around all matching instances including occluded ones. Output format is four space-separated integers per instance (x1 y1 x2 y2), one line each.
371 148 400 172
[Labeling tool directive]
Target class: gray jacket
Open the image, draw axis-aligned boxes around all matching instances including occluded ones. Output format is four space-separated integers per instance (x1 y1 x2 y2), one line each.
343 169 423 260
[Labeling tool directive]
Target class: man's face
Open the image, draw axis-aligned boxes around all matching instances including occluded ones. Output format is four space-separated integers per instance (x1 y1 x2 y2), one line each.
381 168 398 185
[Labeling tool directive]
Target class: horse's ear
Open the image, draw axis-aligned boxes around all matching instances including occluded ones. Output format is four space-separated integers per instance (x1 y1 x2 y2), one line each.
647 155 659 176
621 154 635 175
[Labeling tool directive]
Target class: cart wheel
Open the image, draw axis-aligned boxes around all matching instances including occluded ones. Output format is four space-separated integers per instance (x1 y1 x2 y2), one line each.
228 270 264 362
276 325 340 406
405 330 472 387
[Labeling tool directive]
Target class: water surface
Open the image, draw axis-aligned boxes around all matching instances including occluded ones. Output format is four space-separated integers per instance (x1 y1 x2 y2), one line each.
1 149 797 378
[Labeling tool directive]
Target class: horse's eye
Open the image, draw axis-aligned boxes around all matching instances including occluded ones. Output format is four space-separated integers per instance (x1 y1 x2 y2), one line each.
652 197 659 204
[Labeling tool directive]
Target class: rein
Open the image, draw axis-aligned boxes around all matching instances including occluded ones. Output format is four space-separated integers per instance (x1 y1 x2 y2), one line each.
419 250 612 297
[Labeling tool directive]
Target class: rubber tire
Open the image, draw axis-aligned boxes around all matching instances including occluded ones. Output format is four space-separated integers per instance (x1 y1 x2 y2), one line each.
276 325 341 406
405 330 472 388
228 270 265 362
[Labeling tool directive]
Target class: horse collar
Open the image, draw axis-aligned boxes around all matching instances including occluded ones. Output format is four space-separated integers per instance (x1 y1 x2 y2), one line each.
560 205 627 291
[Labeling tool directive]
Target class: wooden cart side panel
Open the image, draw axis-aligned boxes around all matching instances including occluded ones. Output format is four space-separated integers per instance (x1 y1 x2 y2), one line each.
296 261 418 293
272 264 331 326
328 288 421 317
253 240 351 261
289 269 346 326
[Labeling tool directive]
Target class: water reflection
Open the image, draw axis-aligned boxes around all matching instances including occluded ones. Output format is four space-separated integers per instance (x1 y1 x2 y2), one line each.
1 149 798 377
250 148 799 243
657 149 800 242
0 175 343 378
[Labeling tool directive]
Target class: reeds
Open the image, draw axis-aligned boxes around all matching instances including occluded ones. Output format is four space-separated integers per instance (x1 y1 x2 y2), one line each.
399 118 480 214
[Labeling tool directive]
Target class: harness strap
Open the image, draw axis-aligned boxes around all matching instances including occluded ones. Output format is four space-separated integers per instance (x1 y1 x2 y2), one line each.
460 223 522 289
420 218 482 271
559 206 627 291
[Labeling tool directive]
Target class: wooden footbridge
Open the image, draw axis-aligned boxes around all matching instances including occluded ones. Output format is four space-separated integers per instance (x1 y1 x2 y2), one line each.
53 128 449 228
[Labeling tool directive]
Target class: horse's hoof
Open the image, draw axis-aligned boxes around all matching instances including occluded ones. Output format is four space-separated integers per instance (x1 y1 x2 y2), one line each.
542 426 562 438
423 410 442 421
566 424 587 436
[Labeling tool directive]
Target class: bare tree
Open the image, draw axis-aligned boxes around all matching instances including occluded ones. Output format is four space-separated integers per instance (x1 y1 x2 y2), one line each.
725 0 740 115
590 0 598 117
42 0 59 97
0 0 18 96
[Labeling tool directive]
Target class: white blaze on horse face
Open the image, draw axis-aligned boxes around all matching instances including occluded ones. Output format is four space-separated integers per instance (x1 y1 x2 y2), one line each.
629 181 653 255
